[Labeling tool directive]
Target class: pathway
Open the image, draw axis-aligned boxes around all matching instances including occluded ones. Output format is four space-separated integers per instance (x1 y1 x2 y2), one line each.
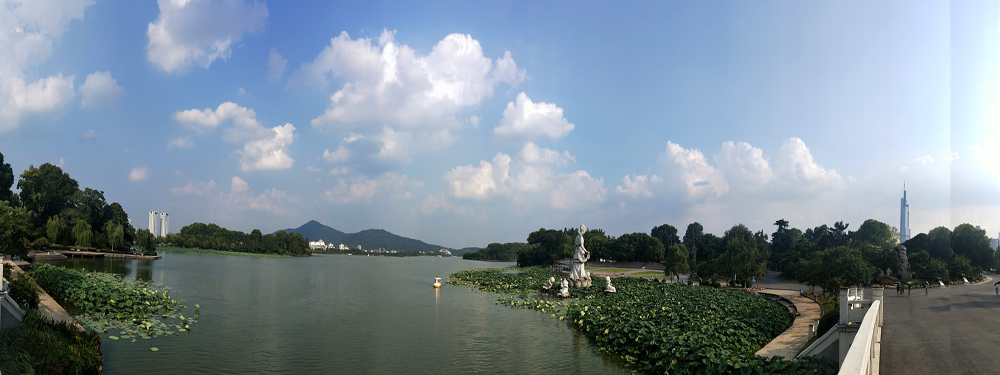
880 274 997 374
755 289 822 359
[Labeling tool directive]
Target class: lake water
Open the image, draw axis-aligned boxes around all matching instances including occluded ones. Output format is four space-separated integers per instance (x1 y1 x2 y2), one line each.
50 253 628 374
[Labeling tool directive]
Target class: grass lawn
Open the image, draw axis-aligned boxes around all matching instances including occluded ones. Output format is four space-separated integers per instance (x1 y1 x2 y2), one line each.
631 271 669 278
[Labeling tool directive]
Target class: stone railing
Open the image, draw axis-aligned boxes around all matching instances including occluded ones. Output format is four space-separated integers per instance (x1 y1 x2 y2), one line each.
838 288 883 375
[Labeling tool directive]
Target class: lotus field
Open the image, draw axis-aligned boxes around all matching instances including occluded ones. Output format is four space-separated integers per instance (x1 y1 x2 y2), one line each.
30 263 198 343
450 268 836 374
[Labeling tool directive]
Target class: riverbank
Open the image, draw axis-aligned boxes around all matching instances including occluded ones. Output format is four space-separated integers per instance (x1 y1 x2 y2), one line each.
157 247 294 257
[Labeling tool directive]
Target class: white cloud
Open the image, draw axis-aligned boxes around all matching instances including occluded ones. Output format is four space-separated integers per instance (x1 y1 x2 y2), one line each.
238 123 295 171
549 171 606 209
445 153 511 200
146 0 268 73
298 29 523 132
469 115 479 127
774 137 842 187
168 136 194 149
658 141 728 198
0 0 91 130
80 71 125 107
324 172 422 204
494 92 575 140
172 101 268 141
230 176 249 193
172 180 216 196
941 148 960 162
321 127 413 174
129 167 149 181
615 174 661 198
306 166 322 173
79 129 99 140
714 141 773 189
915 155 935 165
267 48 287 82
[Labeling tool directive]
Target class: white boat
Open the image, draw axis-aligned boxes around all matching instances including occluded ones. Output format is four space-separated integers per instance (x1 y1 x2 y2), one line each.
433 277 442 288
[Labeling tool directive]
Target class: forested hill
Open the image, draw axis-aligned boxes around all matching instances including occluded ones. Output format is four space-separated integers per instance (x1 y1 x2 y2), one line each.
279 221 450 252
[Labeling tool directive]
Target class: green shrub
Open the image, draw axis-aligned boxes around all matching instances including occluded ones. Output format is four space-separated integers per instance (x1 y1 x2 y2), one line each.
816 309 838 338
0 310 103 375
31 237 49 250
8 272 40 309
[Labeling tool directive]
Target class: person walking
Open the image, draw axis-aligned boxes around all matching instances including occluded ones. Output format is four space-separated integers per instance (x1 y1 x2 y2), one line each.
908 284 911 296
995 284 998 295
925 284 928 295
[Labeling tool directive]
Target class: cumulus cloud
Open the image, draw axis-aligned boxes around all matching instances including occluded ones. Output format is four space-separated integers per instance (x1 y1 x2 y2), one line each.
267 48 287 82
714 141 773 189
146 0 268 73
774 137 842 187
494 92 575 140
172 101 269 141
0 0 91 130
129 167 149 181
168 136 194 149
80 71 125 107
238 123 295 171
230 176 249 193
324 172 422 204
171 180 217 196
658 141 729 198
615 174 661 198
214 177 291 215
443 142 604 209
915 155 934 165
321 127 412 174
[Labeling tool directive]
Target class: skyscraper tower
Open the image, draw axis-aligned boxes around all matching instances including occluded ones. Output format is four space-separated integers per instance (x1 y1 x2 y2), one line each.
900 185 910 243
149 211 159 237
160 212 169 237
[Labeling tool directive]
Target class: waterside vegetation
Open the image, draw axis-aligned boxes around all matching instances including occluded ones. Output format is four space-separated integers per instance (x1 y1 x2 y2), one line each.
450 267 836 374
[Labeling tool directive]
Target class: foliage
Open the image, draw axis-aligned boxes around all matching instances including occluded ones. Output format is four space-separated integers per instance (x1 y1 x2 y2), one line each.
17 163 80 224
451 268 835 374
8 272 41 309
948 254 981 282
46 215 66 244
927 226 954 261
157 246 291 258
716 224 768 282
608 232 665 263
0 151 15 204
651 224 680 248
105 222 125 251
923 258 949 282
162 222 310 256
72 219 93 247
516 228 573 266
135 228 156 252
860 247 899 276
852 219 896 250
30 263 197 339
951 224 993 270
0 200 31 259
103 202 135 246
462 242 524 261
663 243 689 281
0 310 103 375
32 237 50 250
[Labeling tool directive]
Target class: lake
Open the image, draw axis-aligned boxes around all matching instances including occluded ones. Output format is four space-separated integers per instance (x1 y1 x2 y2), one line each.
50 253 628 374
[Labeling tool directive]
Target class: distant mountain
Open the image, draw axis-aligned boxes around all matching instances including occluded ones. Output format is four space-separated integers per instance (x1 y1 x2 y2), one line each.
279 221 450 253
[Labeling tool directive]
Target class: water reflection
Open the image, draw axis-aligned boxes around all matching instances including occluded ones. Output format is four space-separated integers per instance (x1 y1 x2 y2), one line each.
46 257 154 281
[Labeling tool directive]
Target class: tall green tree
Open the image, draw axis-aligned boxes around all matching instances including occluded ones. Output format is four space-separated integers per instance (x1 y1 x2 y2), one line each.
683 222 704 265
0 151 15 204
770 219 794 271
103 202 135 246
816 246 875 295
0 201 30 259
46 215 66 244
73 188 108 232
17 163 79 224
72 220 93 247
663 244 690 281
651 224 680 247
105 222 124 251
718 224 768 281
135 228 156 252
951 224 993 269
852 219 895 249
927 226 953 261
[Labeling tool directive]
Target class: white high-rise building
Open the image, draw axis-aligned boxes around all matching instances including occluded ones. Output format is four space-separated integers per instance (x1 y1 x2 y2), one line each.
899 185 910 243
160 212 169 237
149 211 159 237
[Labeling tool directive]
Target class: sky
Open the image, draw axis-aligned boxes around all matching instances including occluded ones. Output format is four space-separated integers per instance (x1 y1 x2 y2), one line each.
1 0 998 249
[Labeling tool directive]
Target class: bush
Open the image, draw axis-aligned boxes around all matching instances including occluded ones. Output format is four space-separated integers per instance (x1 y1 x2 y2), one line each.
0 310 103 374
816 309 838 338
8 272 40 310
31 237 50 250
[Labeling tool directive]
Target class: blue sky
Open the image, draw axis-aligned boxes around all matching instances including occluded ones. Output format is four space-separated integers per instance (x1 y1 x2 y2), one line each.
1 0 998 249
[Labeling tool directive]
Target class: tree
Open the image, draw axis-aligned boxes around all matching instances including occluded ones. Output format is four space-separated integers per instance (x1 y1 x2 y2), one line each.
651 224 680 247
903 233 931 254
46 216 66 244
949 254 978 282
951 224 993 269
924 258 949 282
73 188 108 231
72 220 93 247
103 202 135 245
0 201 30 259
106 222 124 251
0 151 15 204
826 221 851 248
817 246 874 295
852 219 895 249
609 233 664 262
770 219 794 271
17 163 79 224
718 224 767 282
927 226 953 261
663 244 690 281
683 222 704 266
135 228 156 252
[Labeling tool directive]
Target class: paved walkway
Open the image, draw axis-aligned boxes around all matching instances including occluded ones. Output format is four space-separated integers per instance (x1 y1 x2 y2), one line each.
881 274 997 374
755 289 822 359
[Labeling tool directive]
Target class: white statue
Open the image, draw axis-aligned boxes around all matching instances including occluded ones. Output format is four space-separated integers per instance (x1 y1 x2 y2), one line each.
604 276 616 293
570 224 591 287
542 277 555 291
558 279 570 297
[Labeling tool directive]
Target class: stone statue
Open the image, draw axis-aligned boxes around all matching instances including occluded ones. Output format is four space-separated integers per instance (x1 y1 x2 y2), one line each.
569 224 592 287
886 267 892 277
542 277 555 291
604 276 616 293
558 279 570 297
897 245 912 279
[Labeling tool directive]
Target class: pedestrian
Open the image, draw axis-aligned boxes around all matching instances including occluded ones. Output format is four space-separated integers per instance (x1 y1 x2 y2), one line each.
908 284 911 296
995 284 998 295
925 284 928 295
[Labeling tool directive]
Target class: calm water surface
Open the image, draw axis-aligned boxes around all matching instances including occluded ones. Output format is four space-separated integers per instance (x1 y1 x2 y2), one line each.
52 253 628 374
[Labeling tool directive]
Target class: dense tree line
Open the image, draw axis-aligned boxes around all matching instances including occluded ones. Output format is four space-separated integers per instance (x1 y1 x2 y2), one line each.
462 242 525 261
0 152 136 258
160 223 310 256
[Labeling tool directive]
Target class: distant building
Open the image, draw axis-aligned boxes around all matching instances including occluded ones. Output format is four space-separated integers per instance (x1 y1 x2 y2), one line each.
991 238 999 251
149 211 159 237
309 239 327 250
899 185 910 242
338 244 347 250
159 212 169 238
357 245 362 250
439 249 452 256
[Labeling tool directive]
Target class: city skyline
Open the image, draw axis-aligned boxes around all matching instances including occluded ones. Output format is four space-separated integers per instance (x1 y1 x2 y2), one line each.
0 1 998 248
